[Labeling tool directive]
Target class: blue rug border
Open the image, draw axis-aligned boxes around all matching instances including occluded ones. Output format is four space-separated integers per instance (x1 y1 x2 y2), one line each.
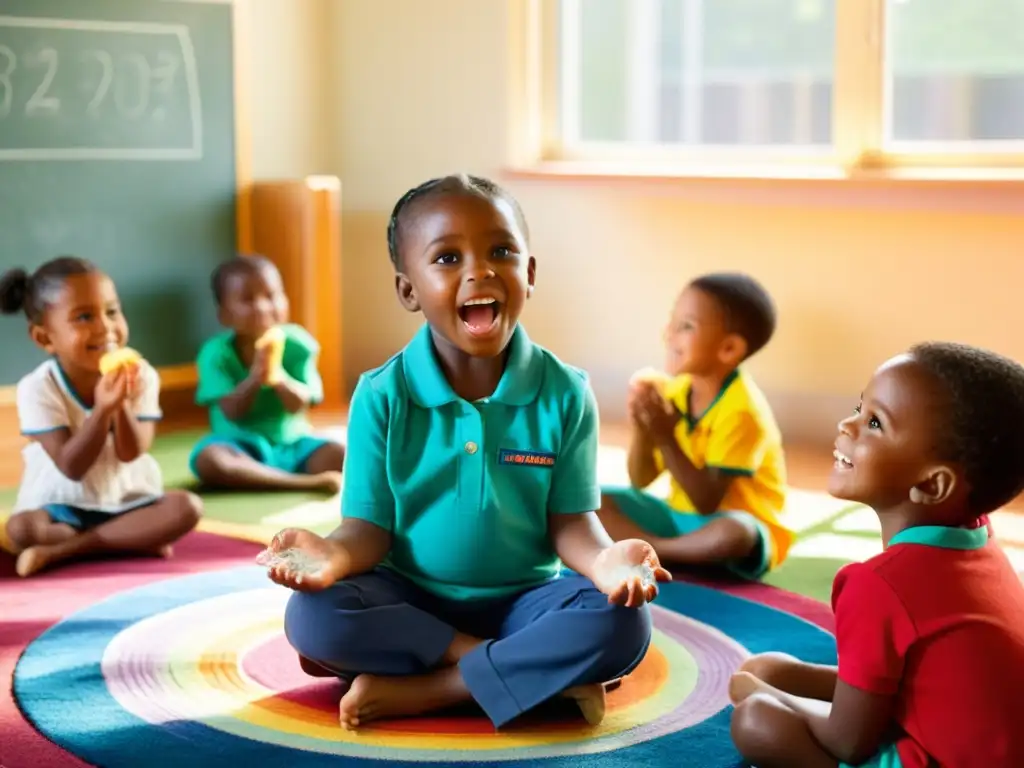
14 567 837 768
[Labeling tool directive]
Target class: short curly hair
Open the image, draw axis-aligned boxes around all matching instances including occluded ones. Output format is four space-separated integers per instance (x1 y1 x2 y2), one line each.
689 272 777 359
911 341 1024 515
210 254 279 305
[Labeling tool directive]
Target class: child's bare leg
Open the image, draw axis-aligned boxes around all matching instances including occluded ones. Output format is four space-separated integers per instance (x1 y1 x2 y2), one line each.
302 441 345 494
598 496 758 565
734 652 838 703
5 510 77 552
16 491 202 577
304 441 345 474
194 445 337 493
731 691 839 768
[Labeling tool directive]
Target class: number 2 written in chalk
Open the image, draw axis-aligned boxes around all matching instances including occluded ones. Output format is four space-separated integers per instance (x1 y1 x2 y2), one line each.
0 44 179 122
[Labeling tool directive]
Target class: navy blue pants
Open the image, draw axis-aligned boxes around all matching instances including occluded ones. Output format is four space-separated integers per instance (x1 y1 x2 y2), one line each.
283 567 652 728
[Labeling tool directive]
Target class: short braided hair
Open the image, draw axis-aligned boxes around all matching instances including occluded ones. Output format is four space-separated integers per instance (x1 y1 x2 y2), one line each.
386 173 529 268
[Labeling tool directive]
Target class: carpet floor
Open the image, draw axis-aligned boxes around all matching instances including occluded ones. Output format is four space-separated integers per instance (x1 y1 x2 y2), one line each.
3 429 1022 767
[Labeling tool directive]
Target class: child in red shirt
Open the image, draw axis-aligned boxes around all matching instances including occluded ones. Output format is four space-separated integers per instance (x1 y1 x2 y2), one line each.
728 342 1024 768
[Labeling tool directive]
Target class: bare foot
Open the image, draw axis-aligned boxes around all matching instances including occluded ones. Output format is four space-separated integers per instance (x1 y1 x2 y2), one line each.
314 471 343 495
148 544 173 559
729 670 768 705
15 545 50 577
338 669 470 730
561 683 607 726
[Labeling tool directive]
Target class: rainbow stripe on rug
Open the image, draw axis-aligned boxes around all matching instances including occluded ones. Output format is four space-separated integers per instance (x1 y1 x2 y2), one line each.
6 548 835 767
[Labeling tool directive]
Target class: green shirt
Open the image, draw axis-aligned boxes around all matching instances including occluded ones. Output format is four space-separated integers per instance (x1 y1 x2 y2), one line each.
341 323 601 600
194 323 323 445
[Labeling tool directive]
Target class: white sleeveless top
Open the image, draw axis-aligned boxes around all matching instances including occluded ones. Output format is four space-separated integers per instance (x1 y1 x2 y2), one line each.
13 359 165 514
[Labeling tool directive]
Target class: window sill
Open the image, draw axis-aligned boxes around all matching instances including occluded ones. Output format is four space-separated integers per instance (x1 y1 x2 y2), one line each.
501 161 1024 213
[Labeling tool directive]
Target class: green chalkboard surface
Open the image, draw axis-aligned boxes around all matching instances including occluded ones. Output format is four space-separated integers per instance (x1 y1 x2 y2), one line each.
0 0 236 385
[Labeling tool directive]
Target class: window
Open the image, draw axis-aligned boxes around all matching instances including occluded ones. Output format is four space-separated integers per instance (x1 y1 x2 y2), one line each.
886 0 1024 146
566 0 834 148
534 0 1024 170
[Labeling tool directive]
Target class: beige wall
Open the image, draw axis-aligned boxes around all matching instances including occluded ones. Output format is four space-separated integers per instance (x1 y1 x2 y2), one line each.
243 0 330 179
250 0 1024 446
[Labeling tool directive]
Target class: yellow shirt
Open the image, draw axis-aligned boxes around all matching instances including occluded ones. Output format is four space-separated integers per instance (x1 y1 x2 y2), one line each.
654 368 794 568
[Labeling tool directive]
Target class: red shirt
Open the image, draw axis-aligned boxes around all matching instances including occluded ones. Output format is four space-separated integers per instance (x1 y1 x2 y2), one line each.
832 523 1024 767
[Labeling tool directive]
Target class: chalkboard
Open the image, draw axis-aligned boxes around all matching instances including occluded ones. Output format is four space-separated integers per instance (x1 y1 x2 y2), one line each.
0 0 237 385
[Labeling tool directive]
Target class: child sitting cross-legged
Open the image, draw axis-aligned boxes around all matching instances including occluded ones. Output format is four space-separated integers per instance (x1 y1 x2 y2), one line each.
598 272 794 581
730 342 1024 768
260 174 669 731
189 255 344 494
1 257 202 577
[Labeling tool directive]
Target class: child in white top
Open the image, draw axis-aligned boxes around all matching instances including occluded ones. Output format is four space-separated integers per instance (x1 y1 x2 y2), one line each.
1 256 202 577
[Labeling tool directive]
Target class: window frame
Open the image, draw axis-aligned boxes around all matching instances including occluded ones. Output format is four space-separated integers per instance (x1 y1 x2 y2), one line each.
512 0 1024 177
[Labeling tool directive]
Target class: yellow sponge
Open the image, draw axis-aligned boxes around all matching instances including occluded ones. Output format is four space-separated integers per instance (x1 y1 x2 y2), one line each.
255 326 285 383
99 347 142 376
629 366 671 396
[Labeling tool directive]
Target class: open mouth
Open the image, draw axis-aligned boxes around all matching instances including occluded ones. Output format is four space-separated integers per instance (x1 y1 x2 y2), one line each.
458 297 501 336
87 341 119 353
832 449 853 470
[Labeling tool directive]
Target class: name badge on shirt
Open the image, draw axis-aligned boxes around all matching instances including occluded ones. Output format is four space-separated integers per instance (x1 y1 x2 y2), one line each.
499 449 556 468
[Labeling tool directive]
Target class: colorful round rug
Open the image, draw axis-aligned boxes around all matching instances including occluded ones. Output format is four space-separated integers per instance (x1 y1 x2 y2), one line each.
14 567 836 767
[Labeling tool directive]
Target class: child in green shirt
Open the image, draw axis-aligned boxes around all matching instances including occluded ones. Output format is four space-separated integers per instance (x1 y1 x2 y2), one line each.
189 255 344 493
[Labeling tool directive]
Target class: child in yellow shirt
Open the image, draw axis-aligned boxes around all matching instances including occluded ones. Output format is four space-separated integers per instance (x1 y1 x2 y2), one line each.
599 272 794 580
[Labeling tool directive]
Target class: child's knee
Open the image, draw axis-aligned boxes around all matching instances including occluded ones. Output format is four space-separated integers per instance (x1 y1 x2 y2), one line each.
171 492 203 529
193 445 244 481
306 440 345 474
5 513 30 549
591 603 652 675
730 693 787 760
6 511 45 550
283 583 366 660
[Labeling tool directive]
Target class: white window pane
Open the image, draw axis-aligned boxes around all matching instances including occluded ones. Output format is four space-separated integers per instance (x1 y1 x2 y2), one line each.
886 0 1024 143
567 0 835 147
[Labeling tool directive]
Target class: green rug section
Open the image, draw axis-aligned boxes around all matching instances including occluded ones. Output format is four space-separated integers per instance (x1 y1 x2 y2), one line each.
146 430 337 532
763 503 873 603
2 431 870 605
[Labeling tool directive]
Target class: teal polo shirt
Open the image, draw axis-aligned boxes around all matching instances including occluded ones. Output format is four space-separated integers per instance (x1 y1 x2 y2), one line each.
194 323 323 445
341 323 601 600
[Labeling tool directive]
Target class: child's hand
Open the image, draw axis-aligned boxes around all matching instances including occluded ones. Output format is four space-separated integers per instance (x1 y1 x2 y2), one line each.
94 369 129 414
261 527 347 592
626 380 655 429
635 387 679 445
124 363 142 399
592 539 671 607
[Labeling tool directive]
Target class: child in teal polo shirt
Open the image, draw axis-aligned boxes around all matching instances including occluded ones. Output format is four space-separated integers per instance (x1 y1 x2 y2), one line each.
262 174 669 731
189 255 344 493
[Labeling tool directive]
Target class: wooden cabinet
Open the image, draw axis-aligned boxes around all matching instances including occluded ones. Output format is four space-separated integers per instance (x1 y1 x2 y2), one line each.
249 177 344 409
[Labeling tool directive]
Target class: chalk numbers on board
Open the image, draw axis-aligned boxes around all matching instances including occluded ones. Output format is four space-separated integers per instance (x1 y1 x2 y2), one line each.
0 44 179 122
